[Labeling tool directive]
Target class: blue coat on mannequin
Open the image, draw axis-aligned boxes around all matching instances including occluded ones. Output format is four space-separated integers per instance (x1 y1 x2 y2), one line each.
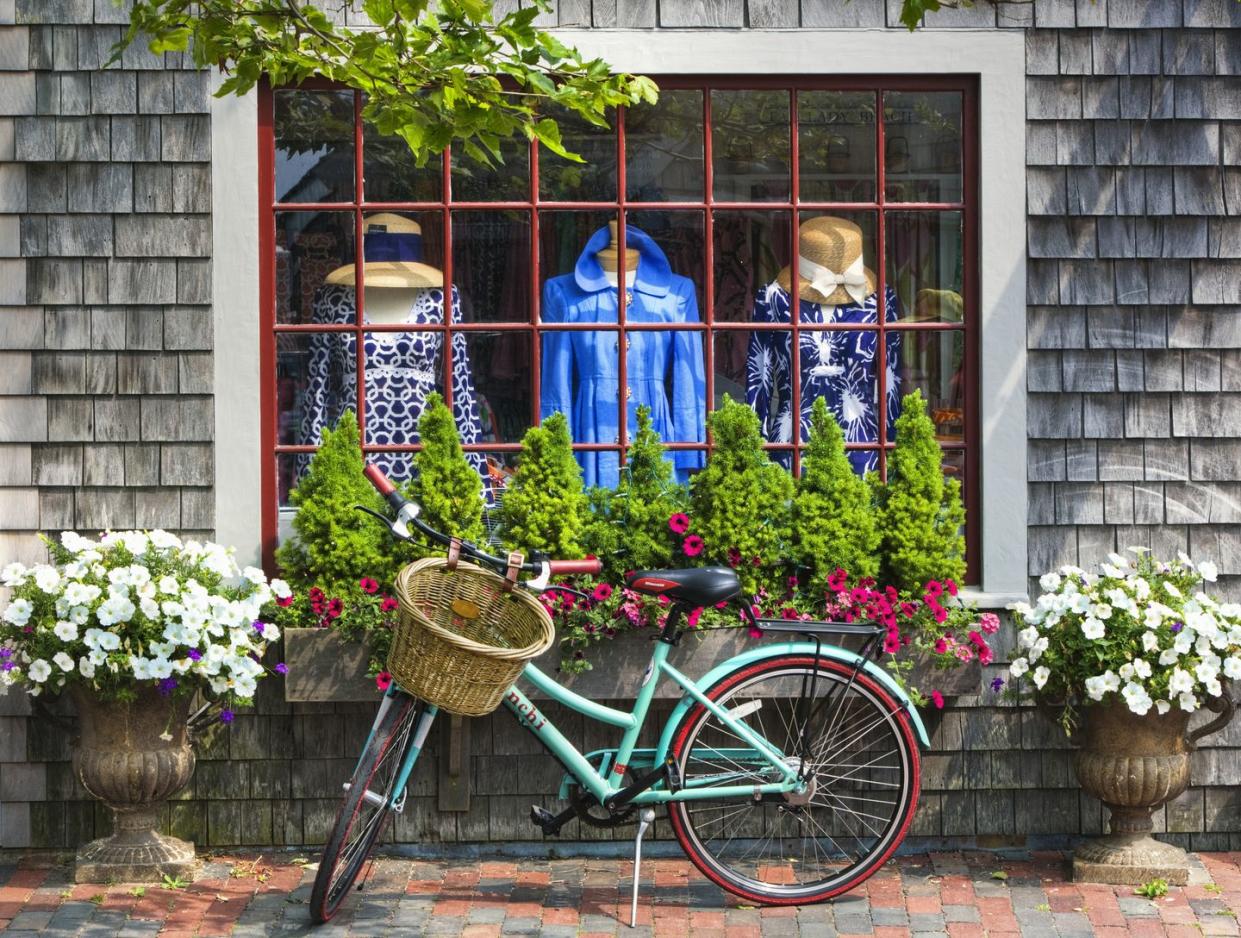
540 226 706 489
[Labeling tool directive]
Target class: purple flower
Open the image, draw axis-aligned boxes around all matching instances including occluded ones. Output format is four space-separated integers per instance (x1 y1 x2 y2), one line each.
219 708 235 724
252 620 265 632
0 647 10 659
157 678 178 696
1170 621 1184 634
187 649 202 661
990 677 1005 692
275 662 288 675
1 661 13 672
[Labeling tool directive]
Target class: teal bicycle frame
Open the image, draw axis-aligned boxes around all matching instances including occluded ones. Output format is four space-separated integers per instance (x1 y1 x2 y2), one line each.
373 629 929 814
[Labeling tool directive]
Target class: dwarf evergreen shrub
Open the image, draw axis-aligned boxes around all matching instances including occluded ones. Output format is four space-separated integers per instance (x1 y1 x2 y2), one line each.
877 389 967 593
500 411 587 559
582 406 689 583
275 410 401 593
409 392 485 545
794 397 880 584
690 397 794 595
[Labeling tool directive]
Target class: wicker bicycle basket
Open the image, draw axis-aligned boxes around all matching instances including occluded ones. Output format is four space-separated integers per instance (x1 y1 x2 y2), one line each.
390 557 555 716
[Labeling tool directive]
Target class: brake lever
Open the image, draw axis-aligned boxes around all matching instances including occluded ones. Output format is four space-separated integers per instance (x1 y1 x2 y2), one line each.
353 504 416 542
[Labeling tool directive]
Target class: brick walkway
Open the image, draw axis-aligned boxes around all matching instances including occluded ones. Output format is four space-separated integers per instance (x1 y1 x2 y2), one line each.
2 849 1241 936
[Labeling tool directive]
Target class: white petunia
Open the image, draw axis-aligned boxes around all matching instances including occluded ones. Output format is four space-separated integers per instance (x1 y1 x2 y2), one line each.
140 598 160 619
242 566 267 587
1039 572 1061 592
27 659 51 683
60 531 96 553
52 651 74 672
1142 631 1160 653
1224 657 1241 680
270 578 292 600
1091 603 1113 621
78 656 95 678
1084 675 1110 701
1156 699 1171 715
1119 663 1135 681
33 565 61 593
1032 666 1050 689
1178 692 1199 712
2 599 33 627
96 631 120 651
148 530 182 550
1159 647 1180 666
1 562 28 587
1009 657 1030 677
1018 626 1039 648
1122 682 1153 716
1133 658 1152 680
1165 582 1182 599
96 595 136 626
53 621 78 642
1168 667 1195 696
1029 636 1050 662
158 576 180 596
1081 617 1106 640
118 531 149 555
260 622 280 642
1199 560 1219 583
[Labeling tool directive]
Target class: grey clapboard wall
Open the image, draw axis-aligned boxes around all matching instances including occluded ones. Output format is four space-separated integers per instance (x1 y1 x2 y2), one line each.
2 0 1241 850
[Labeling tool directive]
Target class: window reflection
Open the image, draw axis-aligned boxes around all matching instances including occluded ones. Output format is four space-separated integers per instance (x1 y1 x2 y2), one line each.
363 118 441 203
539 107 617 201
896 329 966 442
451 136 531 202
712 210 790 322
883 91 963 203
274 90 354 203
711 90 791 203
626 90 704 201
453 211 532 323
886 211 964 323
798 91 877 203
275 212 354 324
464 331 533 443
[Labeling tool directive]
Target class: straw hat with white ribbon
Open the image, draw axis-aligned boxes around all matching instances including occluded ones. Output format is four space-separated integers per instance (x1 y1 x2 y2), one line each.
324 213 444 289
776 215 877 306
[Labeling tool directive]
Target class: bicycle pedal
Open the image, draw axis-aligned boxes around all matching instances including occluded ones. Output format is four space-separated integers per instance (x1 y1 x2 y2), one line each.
664 759 682 793
529 804 572 836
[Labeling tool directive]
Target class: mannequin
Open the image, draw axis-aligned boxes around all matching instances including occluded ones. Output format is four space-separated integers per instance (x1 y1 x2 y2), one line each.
746 215 902 475
540 222 706 488
297 213 492 500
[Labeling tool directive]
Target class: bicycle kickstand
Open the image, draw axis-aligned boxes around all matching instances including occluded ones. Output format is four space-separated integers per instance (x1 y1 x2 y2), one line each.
629 808 655 929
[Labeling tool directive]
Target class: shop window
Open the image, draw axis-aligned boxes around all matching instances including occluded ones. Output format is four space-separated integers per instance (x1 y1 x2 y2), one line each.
262 79 979 575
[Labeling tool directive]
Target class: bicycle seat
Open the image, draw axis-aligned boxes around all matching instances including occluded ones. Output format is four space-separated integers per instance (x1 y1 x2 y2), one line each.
627 568 741 607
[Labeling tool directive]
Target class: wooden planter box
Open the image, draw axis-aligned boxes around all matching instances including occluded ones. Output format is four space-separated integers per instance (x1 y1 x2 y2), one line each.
283 628 382 703
284 625 980 703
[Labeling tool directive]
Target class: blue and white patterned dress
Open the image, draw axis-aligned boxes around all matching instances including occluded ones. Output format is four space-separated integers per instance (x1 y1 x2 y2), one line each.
746 282 902 475
297 283 493 502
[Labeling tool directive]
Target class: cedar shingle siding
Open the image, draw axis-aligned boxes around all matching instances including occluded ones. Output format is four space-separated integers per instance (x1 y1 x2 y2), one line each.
2 0 1241 850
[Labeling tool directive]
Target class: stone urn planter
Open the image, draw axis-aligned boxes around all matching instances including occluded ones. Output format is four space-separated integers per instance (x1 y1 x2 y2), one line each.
1072 697 1234 885
72 686 197 884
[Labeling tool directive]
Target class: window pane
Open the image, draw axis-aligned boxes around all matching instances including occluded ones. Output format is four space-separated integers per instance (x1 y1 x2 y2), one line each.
539 107 618 202
451 136 531 202
362 330 446 481
538 210 615 300
800 328 889 476
885 211 964 323
538 330 621 488
465 330 533 443
626 90 705 202
896 328 966 442
712 210 791 322
798 90 877 203
711 89 790 203
275 211 355 324
363 118 442 203
627 210 706 315
453 211 532 323
274 89 354 203
278 332 356 446
883 91 963 203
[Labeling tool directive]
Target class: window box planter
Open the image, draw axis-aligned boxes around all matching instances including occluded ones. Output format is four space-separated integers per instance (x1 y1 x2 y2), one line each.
284 626 980 703
283 628 382 703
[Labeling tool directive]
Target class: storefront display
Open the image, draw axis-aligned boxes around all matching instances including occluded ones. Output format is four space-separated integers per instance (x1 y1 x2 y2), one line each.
540 222 707 488
296 213 493 500
746 216 901 474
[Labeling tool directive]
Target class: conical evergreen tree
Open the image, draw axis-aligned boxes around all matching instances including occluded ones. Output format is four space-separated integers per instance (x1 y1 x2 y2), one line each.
275 411 398 592
582 406 688 583
877 390 966 593
690 396 794 595
794 397 880 584
410 392 485 545
500 412 586 559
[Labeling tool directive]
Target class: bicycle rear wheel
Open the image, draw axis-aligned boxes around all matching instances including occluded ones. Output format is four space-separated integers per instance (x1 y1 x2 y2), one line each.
668 656 920 905
310 690 427 923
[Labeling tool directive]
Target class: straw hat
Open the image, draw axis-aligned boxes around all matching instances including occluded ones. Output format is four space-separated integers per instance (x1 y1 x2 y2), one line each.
324 213 444 289
776 215 877 306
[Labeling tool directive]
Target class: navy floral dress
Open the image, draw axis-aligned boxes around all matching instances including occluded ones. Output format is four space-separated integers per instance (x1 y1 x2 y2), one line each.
297 283 493 502
746 282 902 475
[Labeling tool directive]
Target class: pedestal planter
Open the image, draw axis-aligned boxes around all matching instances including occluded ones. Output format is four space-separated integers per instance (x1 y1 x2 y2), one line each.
1072 699 1234 885
72 687 197 884
284 627 383 702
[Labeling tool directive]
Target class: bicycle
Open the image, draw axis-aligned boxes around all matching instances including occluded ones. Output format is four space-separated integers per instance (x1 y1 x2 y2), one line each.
309 463 930 925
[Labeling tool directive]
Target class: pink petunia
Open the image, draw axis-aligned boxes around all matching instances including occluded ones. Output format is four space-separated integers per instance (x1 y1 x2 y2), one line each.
781 606 798 620
748 625 764 639
668 513 691 534
683 535 704 557
883 631 901 654
931 690 945 709
945 579 958 597
375 671 393 691
727 547 742 567
968 629 986 648
978 645 994 665
381 596 400 613
277 595 294 607
933 638 948 654
359 577 380 594
900 601 917 618
592 583 614 602
924 580 944 599
686 607 703 629
827 568 849 592
928 599 948 624
978 612 1000 635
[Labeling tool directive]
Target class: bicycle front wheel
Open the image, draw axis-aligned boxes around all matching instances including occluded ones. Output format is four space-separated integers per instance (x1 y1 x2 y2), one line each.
310 690 427 923
668 656 920 905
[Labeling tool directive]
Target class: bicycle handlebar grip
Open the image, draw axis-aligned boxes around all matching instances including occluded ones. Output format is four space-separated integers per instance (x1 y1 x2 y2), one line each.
547 558 603 576
363 463 397 497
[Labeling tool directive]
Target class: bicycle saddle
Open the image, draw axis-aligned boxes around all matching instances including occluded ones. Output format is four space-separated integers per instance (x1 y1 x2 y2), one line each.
626 567 741 608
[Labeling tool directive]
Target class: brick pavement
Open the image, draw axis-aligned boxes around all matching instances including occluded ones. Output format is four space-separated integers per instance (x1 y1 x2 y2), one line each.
1 849 1241 936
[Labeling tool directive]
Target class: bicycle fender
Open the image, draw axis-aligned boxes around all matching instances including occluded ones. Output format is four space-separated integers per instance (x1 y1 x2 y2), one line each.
654 641 931 764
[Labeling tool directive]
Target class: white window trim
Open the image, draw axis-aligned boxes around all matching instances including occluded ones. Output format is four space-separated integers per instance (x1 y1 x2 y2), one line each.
211 28 1027 604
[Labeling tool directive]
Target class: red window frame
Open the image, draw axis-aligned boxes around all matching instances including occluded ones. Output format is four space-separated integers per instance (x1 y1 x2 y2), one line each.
258 76 980 579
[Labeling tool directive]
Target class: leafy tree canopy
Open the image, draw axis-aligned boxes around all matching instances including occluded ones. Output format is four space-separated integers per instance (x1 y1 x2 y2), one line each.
117 0 659 165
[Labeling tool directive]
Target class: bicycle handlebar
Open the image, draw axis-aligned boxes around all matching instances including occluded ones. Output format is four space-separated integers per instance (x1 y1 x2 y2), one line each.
361 463 602 579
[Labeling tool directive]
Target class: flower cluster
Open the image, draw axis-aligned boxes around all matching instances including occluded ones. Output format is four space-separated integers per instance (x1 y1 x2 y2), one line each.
269 576 401 684
667 513 704 558
0 531 284 715
1008 549 1237 726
